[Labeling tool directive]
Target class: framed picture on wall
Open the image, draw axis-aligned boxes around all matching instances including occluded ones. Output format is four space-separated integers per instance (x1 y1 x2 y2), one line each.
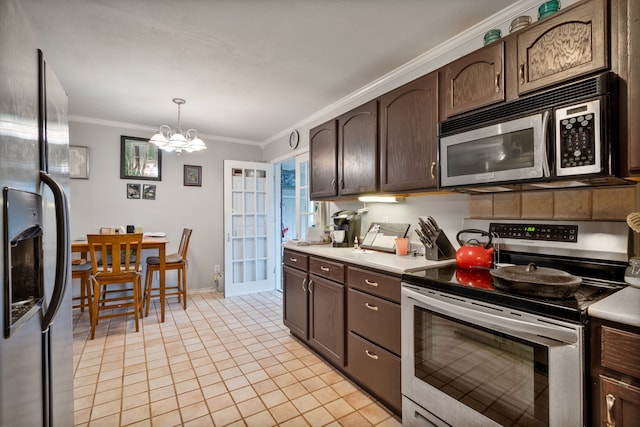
127 183 141 199
120 135 162 181
69 145 90 179
183 164 202 186
143 184 156 200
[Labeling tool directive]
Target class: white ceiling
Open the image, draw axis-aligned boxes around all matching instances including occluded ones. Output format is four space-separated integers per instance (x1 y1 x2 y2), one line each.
22 0 517 144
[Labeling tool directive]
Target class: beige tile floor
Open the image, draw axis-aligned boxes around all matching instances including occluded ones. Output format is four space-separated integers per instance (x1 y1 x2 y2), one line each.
72 290 402 426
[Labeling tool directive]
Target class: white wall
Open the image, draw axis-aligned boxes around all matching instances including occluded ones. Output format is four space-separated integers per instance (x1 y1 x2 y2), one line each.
69 121 262 291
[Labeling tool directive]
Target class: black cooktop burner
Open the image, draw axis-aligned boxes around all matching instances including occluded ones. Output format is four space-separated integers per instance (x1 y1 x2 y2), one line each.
402 252 627 324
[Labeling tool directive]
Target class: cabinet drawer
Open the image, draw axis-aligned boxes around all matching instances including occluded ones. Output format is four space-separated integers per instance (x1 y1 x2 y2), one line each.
347 266 400 303
283 249 308 271
601 326 640 379
348 289 400 354
309 256 345 283
348 332 401 413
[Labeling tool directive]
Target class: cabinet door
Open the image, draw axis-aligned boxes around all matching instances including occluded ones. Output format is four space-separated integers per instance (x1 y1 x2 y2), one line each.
379 72 438 192
599 376 640 427
308 274 345 367
516 0 607 95
338 100 378 196
283 266 308 340
310 120 338 200
440 41 505 118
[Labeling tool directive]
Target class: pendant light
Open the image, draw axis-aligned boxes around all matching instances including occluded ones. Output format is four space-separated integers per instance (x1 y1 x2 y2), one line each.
149 98 207 154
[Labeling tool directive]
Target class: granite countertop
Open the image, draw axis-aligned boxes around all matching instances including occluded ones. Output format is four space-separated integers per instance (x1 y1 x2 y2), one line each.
282 241 455 275
588 286 640 327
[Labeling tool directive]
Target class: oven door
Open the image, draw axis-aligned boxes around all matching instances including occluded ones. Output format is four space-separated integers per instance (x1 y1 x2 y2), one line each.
439 112 549 188
401 284 584 427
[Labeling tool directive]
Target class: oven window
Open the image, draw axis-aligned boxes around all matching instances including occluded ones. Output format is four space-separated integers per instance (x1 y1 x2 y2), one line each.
414 306 549 426
447 128 534 177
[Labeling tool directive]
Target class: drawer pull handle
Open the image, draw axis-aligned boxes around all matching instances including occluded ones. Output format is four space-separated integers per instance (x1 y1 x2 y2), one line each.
365 303 379 311
606 393 616 427
365 350 379 360
495 71 501 93
290 257 297 262
301 278 307 292
320 266 330 272
430 162 436 180
308 280 314 293
365 279 378 287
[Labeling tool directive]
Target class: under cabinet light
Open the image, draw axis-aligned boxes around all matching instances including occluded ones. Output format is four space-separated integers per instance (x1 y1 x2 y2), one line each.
357 195 404 203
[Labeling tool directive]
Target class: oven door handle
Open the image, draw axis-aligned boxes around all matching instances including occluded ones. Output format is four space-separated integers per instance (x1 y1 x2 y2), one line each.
406 291 578 345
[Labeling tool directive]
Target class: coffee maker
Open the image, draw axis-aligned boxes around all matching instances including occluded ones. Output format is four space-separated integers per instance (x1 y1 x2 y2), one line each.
331 210 361 247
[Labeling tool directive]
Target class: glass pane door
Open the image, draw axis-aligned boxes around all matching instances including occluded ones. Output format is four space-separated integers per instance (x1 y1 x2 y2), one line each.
224 160 274 297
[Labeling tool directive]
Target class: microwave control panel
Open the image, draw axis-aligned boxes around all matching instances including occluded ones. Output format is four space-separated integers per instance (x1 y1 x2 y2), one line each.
555 99 601 176
489 222 578 243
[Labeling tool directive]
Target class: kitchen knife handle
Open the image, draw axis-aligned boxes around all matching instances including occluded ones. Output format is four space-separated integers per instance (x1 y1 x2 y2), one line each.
606 393 616 427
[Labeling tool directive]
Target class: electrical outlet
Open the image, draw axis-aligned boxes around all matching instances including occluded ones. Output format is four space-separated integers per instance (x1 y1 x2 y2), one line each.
214 264 220 273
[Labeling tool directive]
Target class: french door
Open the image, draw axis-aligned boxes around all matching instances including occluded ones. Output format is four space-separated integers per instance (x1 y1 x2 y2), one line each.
223 160 275 297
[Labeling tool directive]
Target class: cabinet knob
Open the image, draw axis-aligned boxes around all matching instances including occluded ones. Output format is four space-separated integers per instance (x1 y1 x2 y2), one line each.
364 279 378 287
606 393 616 427
365 303 379 311
365 350 379 360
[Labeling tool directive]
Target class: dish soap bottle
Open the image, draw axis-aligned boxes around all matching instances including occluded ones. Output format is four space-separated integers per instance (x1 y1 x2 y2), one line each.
624 257 640 288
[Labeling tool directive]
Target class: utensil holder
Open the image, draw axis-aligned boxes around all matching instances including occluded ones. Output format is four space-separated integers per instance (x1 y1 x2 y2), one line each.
425 231 457 261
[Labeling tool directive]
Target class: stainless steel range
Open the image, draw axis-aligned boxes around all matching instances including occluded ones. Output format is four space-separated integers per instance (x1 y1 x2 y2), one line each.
401 219 629 427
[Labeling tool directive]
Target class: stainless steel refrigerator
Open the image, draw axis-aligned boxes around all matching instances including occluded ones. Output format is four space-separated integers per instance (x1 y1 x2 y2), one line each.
0 0 74 426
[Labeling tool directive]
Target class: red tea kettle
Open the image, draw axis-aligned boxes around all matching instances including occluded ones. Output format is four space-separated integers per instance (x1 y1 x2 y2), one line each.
455 229 494 269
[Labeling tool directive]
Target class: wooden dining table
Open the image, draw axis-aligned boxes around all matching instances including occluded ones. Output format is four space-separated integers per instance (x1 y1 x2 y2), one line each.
71 236 170 322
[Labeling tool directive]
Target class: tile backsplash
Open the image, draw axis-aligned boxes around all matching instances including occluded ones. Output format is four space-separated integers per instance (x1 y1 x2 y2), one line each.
469 184 639 221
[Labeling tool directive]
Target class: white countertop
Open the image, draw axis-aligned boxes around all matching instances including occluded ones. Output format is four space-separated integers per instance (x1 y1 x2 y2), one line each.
588 286 640 327
282 241 455 275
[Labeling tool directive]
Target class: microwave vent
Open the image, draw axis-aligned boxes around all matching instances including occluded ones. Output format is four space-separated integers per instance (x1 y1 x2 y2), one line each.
441 72 614 135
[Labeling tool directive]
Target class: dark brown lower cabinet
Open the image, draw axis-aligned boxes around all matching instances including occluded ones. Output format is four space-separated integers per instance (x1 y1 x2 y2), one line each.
591 317 640 426
348 332 401 413
308 274 345 367
282 253 402 416
283 265 308 339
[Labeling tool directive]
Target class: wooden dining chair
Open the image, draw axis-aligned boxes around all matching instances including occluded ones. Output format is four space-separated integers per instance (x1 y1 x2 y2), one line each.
87 233 143 339
71 260 92 312
144 228 192 316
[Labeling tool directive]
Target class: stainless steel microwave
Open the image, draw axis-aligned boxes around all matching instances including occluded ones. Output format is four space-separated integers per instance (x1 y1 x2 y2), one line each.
438 72 631 192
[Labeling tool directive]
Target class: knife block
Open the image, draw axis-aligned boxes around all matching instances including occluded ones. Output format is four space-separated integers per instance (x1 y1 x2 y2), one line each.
425 231 457 261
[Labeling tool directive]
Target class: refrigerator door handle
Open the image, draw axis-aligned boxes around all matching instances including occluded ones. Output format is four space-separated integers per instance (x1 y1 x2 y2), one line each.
40 171 70 331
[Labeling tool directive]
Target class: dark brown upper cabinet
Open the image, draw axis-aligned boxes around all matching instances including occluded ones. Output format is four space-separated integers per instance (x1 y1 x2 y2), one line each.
515 0 607 95
379 72 439 193
439 41 505 120
309 119 338 200
337 100 378 197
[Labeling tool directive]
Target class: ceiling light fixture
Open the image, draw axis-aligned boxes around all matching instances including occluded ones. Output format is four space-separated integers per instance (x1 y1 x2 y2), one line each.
149 98 206 154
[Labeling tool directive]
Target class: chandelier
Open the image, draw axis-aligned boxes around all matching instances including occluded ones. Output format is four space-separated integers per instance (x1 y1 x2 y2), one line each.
149 98 207 154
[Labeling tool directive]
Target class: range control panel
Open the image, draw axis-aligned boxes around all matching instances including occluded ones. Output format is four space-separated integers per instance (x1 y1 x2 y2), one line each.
489 222 578 243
